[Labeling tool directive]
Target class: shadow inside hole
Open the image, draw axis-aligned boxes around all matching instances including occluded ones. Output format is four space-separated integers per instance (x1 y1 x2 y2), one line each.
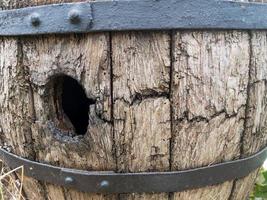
61 76 95 135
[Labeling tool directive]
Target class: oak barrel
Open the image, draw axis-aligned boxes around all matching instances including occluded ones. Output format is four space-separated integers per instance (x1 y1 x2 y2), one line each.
0 0 266 199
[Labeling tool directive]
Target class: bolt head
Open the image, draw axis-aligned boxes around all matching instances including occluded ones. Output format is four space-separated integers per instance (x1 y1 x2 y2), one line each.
100 180 109 188
30 13 40 26
64 177 74 184
68 9 81 24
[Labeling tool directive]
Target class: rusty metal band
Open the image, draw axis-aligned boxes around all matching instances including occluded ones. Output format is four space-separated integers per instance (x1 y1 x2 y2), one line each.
0 147 266 193
1 0 267 36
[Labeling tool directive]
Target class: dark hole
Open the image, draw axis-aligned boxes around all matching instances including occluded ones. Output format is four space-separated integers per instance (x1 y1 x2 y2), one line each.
61 76 95 135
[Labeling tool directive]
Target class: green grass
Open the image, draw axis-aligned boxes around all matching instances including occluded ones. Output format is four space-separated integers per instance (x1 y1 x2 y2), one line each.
250 169 267 200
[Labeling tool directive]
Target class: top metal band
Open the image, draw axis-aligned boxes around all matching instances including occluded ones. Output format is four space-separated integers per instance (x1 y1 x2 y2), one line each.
0 146 266 194
1 0 267 36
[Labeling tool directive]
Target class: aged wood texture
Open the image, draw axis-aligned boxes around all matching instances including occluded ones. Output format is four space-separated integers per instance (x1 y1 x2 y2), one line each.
0 37 46 199
0 1 115 200
225 1 267 200
0 0 85 9
0 1 267 200
229 30 267 200
0 1 48 197
22 33 115 200
112 32 171 200
171 31 251 200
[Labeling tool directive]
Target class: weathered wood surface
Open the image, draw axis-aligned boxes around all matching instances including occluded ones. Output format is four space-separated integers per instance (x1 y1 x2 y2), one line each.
112 32 171 200
23 33 116 200
0 0 266 200
229 31 267 200
171 31 250 200
228 1 267 199
0 1 116 200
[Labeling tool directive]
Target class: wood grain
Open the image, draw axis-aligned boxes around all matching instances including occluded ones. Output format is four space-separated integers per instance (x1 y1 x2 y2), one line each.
0 36 46 199
0 1 266 199
0 1 115 200
112 31 171 200
171 31 250 200
229 30 267 200
23 33 115 200
224 2 267 200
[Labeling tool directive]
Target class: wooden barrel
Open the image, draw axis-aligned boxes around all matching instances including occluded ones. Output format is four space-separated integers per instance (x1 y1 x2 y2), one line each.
0 0 266 200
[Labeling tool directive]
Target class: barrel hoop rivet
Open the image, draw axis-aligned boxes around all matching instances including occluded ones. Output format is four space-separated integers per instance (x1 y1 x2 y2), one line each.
30 12 40 27
65 177 74 184
68 9 81 24
100 180 109 188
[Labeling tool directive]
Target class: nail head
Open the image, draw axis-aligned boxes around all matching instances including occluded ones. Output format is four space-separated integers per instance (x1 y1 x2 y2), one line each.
68 9 81 24
100 180 109 188
65 177 74 184
30 13 40 26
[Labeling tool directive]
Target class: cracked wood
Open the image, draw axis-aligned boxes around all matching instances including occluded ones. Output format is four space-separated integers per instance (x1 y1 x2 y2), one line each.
0 0 266 200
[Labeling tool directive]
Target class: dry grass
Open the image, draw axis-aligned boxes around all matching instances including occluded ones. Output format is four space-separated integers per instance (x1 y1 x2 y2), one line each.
0 161 24 200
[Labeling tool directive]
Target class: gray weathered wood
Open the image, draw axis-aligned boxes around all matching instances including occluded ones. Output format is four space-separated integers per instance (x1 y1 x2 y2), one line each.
0 0 266 199
171 31 251 200
0 1 115 200
112 31 171 200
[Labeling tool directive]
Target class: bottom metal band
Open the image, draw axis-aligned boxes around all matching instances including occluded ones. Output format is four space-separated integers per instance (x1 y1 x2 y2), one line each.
0 147 266 194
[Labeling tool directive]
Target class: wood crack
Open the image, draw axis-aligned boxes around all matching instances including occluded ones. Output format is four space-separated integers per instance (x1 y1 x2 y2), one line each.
228 30 253 200
114 91 169 107
174 106 245 124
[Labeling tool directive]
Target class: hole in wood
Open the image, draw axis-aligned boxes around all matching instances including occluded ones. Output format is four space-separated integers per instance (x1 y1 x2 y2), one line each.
52 75 95 136
61 76 92 135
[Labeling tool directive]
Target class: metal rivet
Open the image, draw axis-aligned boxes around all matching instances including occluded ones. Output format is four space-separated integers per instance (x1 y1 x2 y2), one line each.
68 9 81 24
100 180 109 188
30 13 40 26
64 177 74 184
